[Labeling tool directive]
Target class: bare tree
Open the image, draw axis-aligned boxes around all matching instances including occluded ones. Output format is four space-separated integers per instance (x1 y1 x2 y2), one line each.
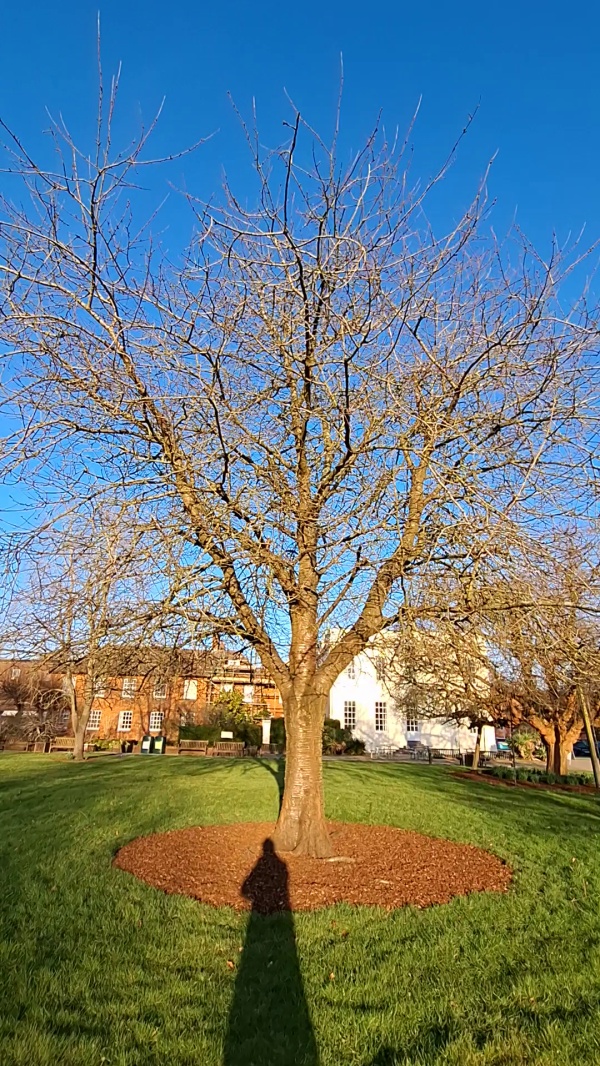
0 664 68 740
4 505 162 760
0 85 596 852
474 547 600 777
387 620 495 767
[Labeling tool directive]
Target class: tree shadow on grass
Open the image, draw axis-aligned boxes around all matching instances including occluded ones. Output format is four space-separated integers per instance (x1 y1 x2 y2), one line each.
252 756 286 812
223 836 318 1066
327 759 600 839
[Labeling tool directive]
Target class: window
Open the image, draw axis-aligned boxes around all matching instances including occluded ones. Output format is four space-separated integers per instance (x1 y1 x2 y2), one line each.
153 680 167 700
406 713 419 734
343 700 356 731
149 710 164 732
243 684 254 704
87 709 102 731
94 679 108 698
375 701 387 732
117 710 133 732
374 657 386 681
346 661 356 680
222 681 233 693
121 677 136 699
182 679 197 701
10 666 21 680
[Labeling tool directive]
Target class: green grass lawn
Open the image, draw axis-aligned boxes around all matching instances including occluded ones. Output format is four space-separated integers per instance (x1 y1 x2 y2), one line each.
1 756 600 1066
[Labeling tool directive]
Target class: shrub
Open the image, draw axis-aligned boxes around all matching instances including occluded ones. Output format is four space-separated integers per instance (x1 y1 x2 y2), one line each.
344 738 367 756
322 718 358 755
269 717 286 751
510 726 542 762
565 772 594 787
490 766 516 782
233 720 262 748
179 724 221 743
490 766 594 788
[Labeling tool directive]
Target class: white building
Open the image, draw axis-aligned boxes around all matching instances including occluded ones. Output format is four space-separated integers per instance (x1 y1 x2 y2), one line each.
327 632 497 754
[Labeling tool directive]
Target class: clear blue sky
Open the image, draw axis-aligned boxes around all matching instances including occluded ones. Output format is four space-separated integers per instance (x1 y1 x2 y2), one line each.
1 0 599 259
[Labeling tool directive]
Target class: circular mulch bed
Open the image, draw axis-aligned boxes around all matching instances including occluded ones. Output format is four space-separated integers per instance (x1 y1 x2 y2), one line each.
113 822 511 913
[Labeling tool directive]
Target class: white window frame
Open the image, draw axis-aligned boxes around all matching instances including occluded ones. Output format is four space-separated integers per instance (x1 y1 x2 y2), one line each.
375 701 387 733
10 666 21 680
87 709 102 731
149 710 164 732
346 661 356 680
243 684 254 704
406 714 419 734
343 700 356 731
117 710 133 732
153 680 167 700
94 679 108 698
121 677 137 699
182 678 197 701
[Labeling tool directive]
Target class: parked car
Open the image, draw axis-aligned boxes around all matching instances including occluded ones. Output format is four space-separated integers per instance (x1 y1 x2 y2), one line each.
573 739 600 758
495 740 511 758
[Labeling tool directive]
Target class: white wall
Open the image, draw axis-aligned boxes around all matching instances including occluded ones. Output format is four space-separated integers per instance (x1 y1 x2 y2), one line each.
327 638 497 754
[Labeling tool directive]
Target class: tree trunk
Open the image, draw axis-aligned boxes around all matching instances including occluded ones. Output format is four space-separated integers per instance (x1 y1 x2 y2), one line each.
472 724 483 769
273 692 332 858
552 735 569 777
73 721 87 762
578 687 600 790
543 738 555 774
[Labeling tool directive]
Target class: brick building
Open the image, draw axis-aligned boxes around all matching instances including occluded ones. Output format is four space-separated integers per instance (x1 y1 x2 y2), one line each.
1 647 283 744
73 646 283 743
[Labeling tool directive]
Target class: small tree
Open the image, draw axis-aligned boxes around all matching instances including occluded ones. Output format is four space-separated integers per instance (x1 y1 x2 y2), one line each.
0 84 595 851
481 554 600 776
5 506 160 760
387 621 494 767
0 666 68 740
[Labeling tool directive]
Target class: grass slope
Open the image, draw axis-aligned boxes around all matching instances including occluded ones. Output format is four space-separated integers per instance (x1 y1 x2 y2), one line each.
1 755 600 1066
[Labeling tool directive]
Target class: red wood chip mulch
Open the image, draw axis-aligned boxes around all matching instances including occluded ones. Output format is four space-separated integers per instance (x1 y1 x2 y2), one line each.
113 822 511 913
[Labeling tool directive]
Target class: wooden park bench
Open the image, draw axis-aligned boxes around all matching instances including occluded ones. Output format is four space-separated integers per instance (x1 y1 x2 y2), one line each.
177 739 209 756
49 736 76 753
0 739 31 752
214 741 245 757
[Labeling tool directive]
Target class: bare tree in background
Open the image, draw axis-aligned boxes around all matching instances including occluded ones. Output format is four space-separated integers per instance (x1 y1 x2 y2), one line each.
484 558 600 778
4 505 162 760
0 83 597 852
0 665 68 740
387 620 495 768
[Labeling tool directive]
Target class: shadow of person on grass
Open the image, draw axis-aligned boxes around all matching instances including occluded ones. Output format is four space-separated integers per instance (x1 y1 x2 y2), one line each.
223 837 318 1066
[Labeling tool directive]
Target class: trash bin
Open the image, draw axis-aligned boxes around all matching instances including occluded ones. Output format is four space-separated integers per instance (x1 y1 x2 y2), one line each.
464 753 475 768
141 734 154 755
152 735 167 755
